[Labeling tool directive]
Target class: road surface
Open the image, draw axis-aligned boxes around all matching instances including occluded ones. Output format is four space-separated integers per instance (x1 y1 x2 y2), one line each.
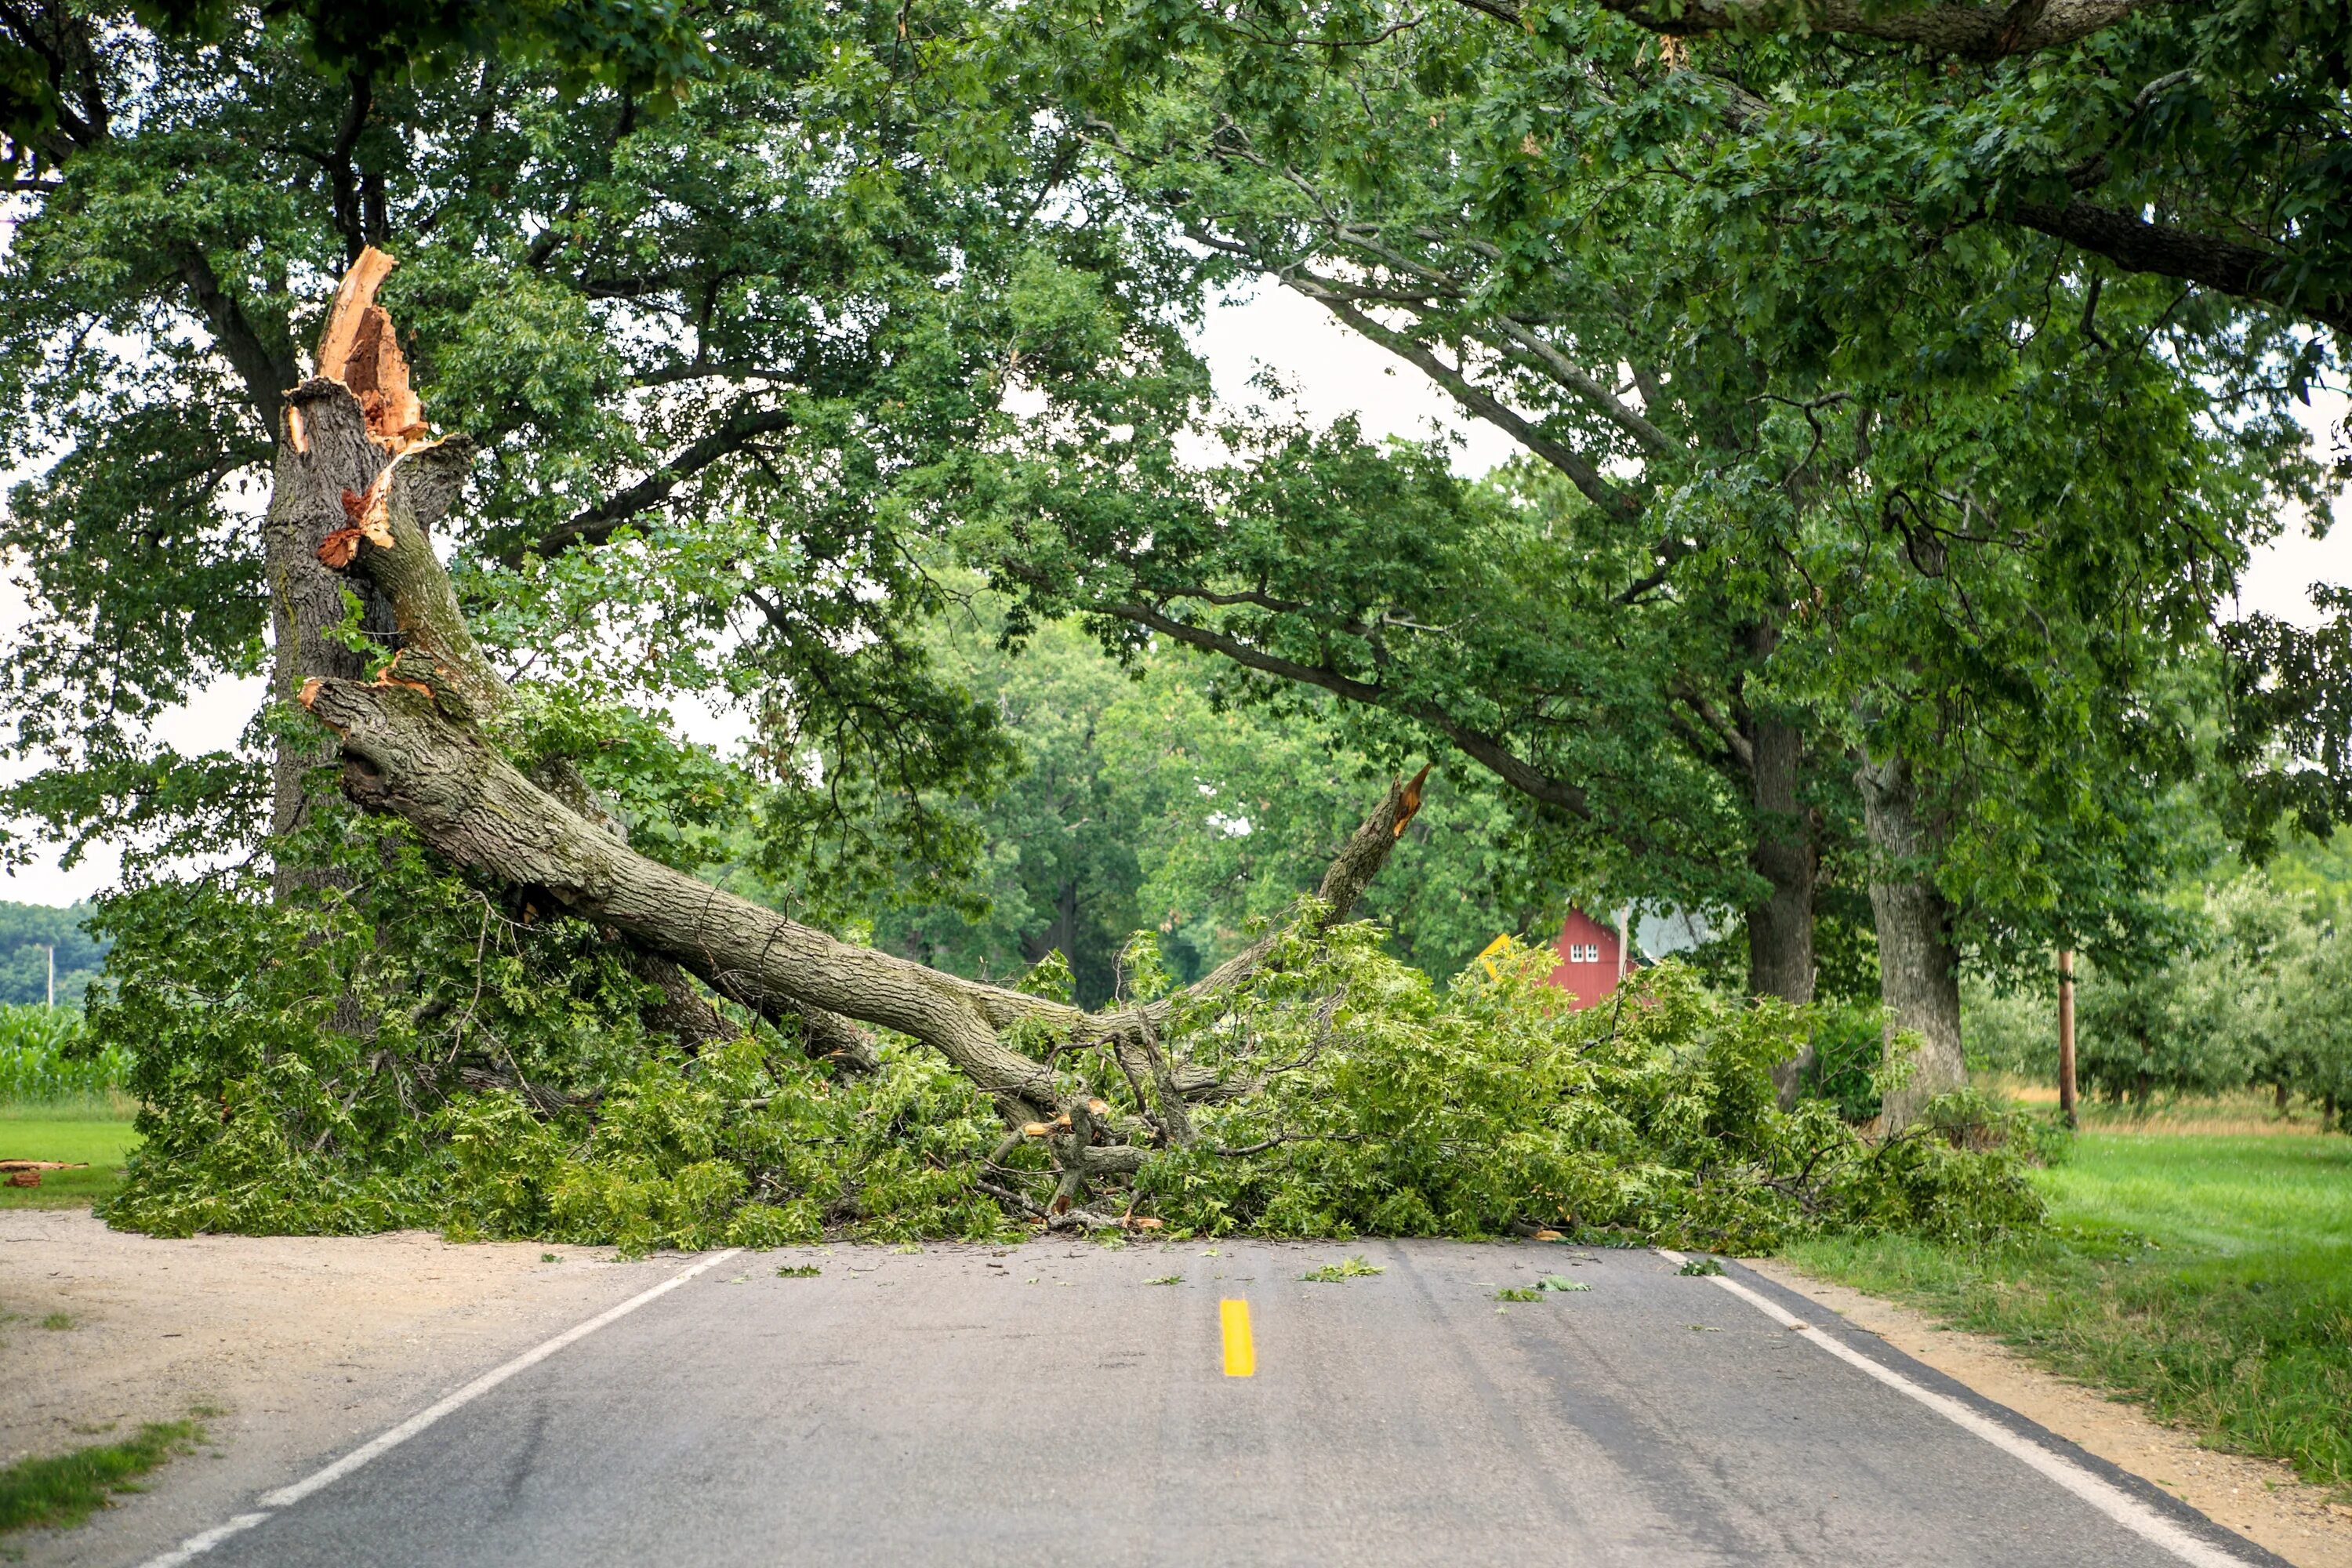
132 1241 2281 1567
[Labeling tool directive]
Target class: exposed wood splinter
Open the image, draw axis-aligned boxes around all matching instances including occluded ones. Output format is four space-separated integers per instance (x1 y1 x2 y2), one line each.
1393 762 1432 837
315 245 429 453
316 528 366 569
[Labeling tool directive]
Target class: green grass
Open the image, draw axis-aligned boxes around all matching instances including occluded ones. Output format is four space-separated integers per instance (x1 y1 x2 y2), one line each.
0 1421 205 1538
1783 1131 2352 1497
0 1111 138 1210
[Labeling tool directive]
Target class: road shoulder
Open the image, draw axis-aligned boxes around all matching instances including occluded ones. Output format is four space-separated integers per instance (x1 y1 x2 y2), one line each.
1748 1256 2352 1568
0 1209 691 1567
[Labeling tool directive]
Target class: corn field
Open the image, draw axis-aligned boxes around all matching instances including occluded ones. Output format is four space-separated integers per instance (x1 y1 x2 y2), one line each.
0 1004 128 1103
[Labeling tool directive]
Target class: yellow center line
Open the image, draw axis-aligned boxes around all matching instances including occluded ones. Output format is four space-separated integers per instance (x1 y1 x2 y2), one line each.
1220 1298 1255 1377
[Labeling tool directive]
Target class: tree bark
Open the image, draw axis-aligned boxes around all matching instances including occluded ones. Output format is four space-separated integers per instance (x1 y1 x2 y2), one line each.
265 377 400 895
268 252 744 1051
1856 752 1965 1127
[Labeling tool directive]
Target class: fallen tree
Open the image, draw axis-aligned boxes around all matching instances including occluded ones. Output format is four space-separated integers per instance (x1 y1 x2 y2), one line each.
93 252 2057 1250
283 250 1423 1214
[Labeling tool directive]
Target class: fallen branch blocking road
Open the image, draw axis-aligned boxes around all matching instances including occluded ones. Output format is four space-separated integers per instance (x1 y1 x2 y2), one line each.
289 248 1420 1204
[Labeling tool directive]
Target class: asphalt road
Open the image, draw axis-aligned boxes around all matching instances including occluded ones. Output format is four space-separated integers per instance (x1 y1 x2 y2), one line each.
144 1242 2281 1568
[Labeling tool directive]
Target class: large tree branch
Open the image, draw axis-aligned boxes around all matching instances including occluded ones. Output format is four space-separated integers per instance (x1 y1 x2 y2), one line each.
2008 199 2350 336
302 678 1073 1098
1691 64 2343 335
176 247 301 437
507 403 796 564
1283 278 1643 521
1104 598 1592 816
1482 316 1679 457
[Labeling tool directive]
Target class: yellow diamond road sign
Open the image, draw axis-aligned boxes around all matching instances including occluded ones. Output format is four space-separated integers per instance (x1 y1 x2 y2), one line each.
1476 933 1518 981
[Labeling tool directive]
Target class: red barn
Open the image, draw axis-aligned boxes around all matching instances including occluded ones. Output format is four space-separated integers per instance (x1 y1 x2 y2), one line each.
1544 908 1624 1009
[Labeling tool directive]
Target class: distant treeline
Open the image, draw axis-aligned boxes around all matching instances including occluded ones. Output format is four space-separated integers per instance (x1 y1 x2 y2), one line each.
0 902 106 1006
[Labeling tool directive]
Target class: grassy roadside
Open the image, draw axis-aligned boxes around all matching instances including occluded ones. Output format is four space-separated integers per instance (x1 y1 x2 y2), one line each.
1782 1131 2352 1499
0 1106 138 1210
0 1421 206 1541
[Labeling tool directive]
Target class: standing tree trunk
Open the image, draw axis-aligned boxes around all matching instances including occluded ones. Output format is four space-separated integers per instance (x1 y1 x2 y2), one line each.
1856 751 1964 1127
1732 624 1820 1108
270 251 746 1052
265 252 411 896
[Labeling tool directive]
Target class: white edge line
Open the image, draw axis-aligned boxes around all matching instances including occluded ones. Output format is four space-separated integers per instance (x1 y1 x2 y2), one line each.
138 1512 270 1568
133 1248 741 1567
1658 1250 2260 1568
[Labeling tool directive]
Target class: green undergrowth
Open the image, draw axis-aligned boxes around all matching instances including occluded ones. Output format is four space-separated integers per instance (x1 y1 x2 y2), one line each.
1781 1132 2352 1498
88 863 2053 1254
0 1421 206 1539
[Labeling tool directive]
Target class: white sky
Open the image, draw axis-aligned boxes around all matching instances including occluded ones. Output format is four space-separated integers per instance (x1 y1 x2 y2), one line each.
3 284 2346 905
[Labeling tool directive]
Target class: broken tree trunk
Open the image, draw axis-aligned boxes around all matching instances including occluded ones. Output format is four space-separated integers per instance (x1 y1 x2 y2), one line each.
274 249 742 1054
303 666 1421 1123
291 248 1421 1189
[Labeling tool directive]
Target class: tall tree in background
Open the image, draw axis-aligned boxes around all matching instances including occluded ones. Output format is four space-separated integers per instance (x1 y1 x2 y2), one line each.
863 601 1548 1004
985 0 2321 1116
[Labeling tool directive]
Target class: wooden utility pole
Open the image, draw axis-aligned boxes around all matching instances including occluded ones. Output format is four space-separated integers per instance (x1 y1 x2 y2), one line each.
2056 949 2078 1130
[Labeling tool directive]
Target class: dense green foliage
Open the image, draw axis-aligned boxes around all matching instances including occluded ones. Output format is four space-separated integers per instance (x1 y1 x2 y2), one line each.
1786 1131 2352 1497
91 859 2046 1250
0 902 106 1005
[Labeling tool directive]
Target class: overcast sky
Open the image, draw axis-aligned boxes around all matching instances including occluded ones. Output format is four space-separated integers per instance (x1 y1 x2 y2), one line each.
4 282 2346 906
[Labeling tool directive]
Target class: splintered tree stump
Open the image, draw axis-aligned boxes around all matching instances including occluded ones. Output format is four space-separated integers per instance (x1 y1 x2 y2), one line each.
315 246 427 452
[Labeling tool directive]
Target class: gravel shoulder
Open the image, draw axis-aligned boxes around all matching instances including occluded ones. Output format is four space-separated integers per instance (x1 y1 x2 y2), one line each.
1749 1257 2352 1568
0 1210 691 1567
